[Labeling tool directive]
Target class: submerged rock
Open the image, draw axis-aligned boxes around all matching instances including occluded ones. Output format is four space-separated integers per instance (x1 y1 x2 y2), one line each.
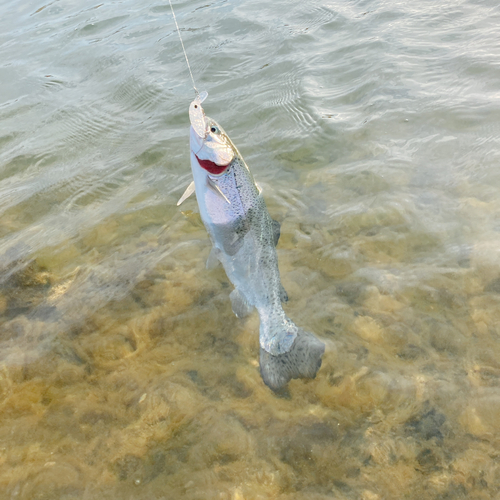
405 408 446 441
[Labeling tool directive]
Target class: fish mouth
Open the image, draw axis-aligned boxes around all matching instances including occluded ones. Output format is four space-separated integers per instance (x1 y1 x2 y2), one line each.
195 155 230 175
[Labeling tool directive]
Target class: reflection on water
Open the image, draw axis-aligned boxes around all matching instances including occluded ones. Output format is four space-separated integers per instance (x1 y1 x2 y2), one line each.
1 0 500 498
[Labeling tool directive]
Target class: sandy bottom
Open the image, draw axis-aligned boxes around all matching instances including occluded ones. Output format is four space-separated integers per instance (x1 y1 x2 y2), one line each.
1 173 500 500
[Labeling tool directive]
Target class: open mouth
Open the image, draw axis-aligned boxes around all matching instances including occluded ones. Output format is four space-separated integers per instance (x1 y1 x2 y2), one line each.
195 155 229 175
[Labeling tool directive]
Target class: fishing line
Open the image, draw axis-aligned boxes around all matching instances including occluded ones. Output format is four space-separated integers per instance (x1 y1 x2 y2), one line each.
168 0 200 99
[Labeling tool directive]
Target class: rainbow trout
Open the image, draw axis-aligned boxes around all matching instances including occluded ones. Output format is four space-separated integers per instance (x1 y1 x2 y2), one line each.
178 94 324 390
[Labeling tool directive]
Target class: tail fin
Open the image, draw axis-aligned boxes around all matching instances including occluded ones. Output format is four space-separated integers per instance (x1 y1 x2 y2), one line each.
259 327 325 392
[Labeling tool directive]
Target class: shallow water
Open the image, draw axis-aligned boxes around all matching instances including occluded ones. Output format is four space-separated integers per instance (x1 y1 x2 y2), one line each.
1 0 500 498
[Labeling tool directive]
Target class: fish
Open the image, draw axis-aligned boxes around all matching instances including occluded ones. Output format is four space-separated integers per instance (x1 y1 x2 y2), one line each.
178 94 325 391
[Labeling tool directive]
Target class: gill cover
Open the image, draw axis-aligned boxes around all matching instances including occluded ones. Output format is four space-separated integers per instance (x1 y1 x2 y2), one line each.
197 118 234 167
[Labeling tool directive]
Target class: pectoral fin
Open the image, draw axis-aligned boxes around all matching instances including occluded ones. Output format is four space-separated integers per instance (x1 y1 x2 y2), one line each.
177 181 195 206
206 176 231 205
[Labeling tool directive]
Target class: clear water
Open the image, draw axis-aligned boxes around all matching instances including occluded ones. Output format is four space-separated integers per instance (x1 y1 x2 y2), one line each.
1 0 500 498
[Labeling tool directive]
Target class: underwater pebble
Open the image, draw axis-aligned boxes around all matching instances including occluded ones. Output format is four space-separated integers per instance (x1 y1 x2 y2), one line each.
467 364 500 388
470 295 500 338
405 408 446 441
460 389 500 437
363 286 405 314
314 244 356 279
351 315 384 344
470 238 500 273
361 491 380 500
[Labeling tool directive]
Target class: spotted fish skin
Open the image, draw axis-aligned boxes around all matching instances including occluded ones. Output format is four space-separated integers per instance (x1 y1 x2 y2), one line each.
188 103 324 391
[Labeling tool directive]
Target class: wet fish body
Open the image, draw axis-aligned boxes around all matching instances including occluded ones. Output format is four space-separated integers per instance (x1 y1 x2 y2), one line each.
182 97 324 390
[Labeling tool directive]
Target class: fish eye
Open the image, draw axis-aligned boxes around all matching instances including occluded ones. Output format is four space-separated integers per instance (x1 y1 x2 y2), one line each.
194 104 198 108
210 126 219 133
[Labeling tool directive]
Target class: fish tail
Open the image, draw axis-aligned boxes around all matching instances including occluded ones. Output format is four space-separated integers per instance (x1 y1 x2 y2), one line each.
259 325 325 392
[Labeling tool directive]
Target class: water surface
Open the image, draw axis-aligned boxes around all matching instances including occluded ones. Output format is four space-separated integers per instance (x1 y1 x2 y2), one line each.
1 0 500 498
